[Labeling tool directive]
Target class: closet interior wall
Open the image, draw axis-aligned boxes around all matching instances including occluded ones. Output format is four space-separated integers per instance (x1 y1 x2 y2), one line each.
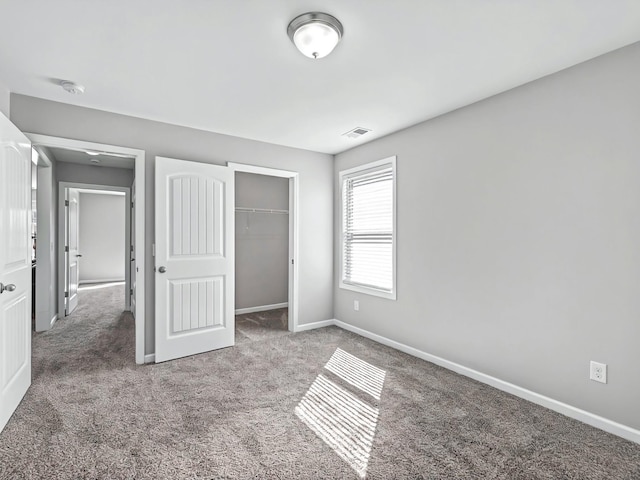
235 172 289 312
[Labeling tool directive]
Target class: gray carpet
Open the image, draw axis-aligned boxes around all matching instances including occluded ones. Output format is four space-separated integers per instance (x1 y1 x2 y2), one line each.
235 308 290 345
1 284 639 479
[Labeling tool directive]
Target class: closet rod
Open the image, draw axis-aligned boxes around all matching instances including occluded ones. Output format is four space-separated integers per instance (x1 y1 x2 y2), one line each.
235 207 289 215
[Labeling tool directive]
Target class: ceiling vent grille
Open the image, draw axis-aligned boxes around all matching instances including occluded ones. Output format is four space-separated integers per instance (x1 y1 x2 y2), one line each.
342 127 371 139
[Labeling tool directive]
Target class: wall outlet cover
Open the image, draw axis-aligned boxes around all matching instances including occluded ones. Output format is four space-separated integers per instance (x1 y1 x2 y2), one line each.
590 361 607 384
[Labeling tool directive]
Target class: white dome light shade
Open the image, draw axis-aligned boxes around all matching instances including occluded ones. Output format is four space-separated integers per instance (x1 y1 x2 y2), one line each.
287 12 343 59
293 22 340 59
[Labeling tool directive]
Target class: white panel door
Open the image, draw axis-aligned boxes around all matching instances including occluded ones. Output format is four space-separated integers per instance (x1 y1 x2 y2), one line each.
65 188 80 315
155 157 234 362
0 112 32 433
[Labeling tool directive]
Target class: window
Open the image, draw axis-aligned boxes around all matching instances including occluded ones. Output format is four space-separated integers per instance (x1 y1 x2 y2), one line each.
340 156 396 299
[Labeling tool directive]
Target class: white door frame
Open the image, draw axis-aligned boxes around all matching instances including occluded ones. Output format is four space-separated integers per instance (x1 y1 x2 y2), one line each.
58 183 130 313
227 162 300 332
26 134 146 365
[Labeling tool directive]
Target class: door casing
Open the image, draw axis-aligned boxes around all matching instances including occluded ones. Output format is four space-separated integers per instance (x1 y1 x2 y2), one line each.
58 184 131 316
227 162 300 332
26 134 146 365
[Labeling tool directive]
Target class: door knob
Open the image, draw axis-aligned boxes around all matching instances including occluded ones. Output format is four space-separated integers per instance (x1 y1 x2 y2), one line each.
158 266 167 273
76 254 83 257
0 283 16 294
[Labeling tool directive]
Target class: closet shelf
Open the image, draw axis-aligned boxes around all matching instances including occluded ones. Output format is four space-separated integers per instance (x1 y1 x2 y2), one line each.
235 207 289 215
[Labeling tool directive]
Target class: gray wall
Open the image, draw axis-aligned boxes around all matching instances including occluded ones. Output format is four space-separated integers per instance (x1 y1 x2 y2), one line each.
56 162 134 188
10 95 334 355
235 172 289 310
79 192 126 283
334 42 640 430
35 160 57 331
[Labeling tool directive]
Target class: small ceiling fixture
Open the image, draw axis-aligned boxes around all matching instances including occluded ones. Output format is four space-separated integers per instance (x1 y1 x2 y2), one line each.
86 150 100 156
60 80 85 95
287 12 343 59
90 158 101 164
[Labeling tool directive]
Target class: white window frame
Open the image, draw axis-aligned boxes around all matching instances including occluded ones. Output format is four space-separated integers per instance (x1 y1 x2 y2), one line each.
339 156 397 300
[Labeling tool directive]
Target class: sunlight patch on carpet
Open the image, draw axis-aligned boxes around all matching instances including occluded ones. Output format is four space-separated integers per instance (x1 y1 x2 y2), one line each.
325 348 386 400
296 349 386 478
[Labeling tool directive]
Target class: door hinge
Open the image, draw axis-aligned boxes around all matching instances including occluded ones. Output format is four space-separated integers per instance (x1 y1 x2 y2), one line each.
130 289 133 296
64 291 69 298
130 245 134 252
65 200 69 207
131 201 134 208
291 259 294 264
65 245 69 252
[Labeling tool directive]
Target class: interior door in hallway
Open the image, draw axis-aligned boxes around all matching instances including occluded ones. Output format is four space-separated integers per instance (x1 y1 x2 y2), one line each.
65 188 80 315
0 112 32 433
155 157 235 362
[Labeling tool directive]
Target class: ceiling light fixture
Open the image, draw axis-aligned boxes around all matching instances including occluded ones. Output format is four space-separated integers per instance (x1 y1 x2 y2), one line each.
60 80 85 95
90 158 101 164
287 12 343 59
86 150 100 156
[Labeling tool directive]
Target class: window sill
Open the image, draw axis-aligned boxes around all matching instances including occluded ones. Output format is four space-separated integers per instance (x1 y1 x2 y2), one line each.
339 281 396 300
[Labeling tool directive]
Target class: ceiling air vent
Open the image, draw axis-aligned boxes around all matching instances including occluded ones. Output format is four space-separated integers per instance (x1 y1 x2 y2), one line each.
342 127 371 139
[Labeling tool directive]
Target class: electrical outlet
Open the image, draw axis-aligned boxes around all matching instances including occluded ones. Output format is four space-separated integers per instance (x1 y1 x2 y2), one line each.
354 300 359 311
590 361 607 384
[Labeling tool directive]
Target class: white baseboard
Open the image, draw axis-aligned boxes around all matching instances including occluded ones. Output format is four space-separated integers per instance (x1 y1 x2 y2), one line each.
141 315 327 363
235 302 288 315
295 319 336 332
80 278 125 285
333 319 640 445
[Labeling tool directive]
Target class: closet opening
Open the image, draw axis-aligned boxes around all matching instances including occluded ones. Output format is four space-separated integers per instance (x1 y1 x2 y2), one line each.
230 163 299 342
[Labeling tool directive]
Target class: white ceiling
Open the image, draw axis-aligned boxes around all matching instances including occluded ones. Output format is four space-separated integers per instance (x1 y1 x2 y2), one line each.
2 1 639 154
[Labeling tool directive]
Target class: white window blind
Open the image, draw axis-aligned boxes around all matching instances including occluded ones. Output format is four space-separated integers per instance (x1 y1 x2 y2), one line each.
341 158 395 298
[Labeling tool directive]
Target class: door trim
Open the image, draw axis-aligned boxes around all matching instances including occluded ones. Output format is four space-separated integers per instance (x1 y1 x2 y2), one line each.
58 183 130 316
26 134 146 365
227 162 300 332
